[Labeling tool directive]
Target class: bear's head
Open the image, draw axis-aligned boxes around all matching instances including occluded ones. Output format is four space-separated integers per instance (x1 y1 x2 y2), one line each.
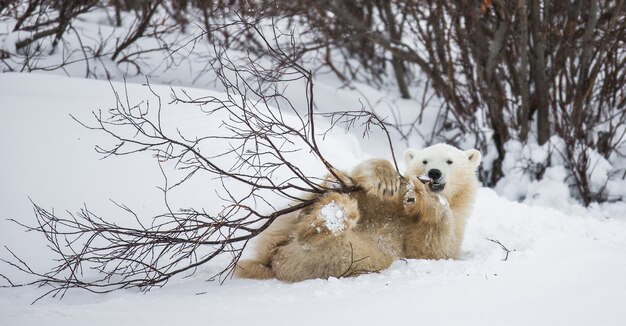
403 143 481 200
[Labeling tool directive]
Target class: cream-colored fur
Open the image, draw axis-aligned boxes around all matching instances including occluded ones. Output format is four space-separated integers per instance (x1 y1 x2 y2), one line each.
403 143 481 254
235 143 481 282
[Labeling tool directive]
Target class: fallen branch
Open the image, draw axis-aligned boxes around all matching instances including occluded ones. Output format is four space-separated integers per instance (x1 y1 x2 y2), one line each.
486 238 513 261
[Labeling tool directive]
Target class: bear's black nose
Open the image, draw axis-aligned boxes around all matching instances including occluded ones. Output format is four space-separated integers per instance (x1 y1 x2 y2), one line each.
428 169 442 181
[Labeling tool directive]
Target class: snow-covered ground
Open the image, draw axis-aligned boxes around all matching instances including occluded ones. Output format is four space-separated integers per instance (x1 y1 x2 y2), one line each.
1 72 626 325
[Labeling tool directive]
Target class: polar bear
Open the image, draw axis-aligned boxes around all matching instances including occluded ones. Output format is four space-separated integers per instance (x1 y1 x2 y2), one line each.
235 143 481 282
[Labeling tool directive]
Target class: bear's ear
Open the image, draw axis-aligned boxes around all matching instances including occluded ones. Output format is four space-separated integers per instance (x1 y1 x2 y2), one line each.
465 149 482 168
403 148 419 163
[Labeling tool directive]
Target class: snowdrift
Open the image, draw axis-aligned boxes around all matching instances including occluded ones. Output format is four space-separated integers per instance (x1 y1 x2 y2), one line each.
1 73 625 325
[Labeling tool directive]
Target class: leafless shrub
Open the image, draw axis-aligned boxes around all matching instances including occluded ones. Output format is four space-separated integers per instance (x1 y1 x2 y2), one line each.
415 1 626 202
1 0 99 71
286 0 626 203
1 1 192 76
0 17 400 301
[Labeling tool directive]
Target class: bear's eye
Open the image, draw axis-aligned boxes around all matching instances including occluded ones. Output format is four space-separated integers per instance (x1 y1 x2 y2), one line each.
446 160 453 165
422 160 428 165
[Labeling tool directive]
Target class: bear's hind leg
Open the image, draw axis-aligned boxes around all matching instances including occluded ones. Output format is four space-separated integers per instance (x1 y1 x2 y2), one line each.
235 212 297 280
235 259 275 279
272 192 392 282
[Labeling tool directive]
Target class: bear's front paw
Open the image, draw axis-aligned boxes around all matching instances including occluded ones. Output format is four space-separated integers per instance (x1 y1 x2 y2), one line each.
403 176 444 208
351 159 401 200
321 169 354 190
403 177 426 207
299 193 360 237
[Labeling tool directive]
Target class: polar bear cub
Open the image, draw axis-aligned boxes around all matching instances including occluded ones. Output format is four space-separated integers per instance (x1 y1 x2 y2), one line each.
236 143 481 282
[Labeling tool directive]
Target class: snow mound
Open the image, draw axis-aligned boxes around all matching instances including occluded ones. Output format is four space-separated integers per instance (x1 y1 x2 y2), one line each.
1 73 626 326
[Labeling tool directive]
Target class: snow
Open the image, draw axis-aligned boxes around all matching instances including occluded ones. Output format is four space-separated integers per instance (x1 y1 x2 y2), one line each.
1 71 626 325
319 201 346 234
3 5 626 323
495 136 626 208
437 194 448 206
0 31 18 54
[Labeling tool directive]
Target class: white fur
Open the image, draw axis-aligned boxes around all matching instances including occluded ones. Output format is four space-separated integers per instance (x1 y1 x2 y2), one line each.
403 143 482 253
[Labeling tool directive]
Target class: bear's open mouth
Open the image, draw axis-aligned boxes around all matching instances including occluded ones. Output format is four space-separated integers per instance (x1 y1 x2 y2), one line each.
429 182 445 193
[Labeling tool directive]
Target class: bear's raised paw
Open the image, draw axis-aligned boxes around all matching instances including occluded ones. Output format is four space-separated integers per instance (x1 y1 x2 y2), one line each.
351 159 401 200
